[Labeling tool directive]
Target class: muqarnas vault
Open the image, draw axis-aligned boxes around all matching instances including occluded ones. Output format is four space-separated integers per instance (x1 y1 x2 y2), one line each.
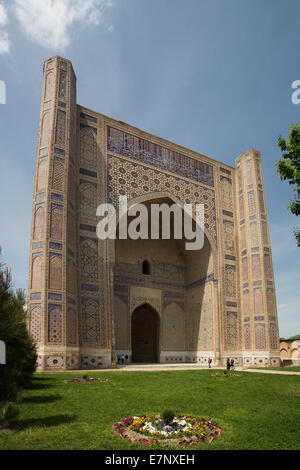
27 57 280 370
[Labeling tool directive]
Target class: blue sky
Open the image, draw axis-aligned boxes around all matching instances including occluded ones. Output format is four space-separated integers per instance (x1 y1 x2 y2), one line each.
0 0 299 338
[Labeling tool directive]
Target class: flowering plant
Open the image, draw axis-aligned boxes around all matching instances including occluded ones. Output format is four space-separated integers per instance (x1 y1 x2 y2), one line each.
64 378 108 383
115 414 221 446
210 372 239 377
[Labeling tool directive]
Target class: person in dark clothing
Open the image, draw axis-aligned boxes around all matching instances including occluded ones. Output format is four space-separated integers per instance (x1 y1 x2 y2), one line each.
226 358 230 370
230 359 235 371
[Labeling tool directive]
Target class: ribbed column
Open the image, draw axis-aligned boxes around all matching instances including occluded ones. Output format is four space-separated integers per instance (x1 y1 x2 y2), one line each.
27 56 79 370
235 149 280 367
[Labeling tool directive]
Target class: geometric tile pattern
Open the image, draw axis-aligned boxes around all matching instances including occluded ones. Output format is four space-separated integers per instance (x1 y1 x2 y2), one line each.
224 311 238 350
107 155 217 246
80 238 98 280
81 299 100 343
48 305 62 343
255 323 266 350
30 304 42 343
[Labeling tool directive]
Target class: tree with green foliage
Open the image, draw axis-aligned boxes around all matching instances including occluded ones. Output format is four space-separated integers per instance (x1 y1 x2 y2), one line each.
14 289 37 403
0 247 37 424
276 123 300 247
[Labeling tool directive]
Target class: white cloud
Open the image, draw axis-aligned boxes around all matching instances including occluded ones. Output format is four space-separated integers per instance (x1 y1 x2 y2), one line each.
13 0 113 50
0 3 8 28
0 3 10 54
107 24 114 33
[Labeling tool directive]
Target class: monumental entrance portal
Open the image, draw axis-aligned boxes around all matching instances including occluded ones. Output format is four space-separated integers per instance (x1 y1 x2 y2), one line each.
27 56 281 370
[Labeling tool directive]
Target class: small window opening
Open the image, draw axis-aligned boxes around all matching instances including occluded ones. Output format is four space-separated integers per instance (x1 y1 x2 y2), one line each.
142 260 150 275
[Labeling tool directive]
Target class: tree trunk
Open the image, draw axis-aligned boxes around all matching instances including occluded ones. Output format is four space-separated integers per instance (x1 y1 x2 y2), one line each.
19 388 23 403
3 401 8 424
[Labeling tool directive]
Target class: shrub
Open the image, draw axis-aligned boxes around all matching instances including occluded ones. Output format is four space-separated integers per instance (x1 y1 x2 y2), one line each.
162 409 175 425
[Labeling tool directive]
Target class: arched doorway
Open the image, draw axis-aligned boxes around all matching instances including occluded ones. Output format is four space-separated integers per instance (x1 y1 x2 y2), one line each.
131 304 160 363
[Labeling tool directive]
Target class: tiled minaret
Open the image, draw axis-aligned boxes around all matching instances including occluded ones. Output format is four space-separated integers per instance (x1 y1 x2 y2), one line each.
27 57 80 370
235 150 280 366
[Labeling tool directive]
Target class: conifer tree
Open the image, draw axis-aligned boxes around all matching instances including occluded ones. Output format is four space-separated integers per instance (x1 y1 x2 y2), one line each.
0 247 37 424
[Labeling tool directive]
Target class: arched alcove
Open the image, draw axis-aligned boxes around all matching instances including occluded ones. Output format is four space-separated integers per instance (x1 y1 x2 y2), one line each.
131 304 160 363
113 194 217 362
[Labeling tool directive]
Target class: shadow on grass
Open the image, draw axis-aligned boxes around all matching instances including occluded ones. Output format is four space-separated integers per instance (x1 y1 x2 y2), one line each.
11 414 77 431
22 395 62 404
26 382 54 391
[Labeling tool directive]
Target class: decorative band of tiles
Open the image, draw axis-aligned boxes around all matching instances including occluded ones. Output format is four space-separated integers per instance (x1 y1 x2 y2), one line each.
223 210 233 217
81 284 99 292
226 301 237 307
36 193 45 202
80 112 98 123
225 255 236 261
33 242 43 250
107 126 214 187
48 293 62 301
30 293 41 301
51 193 64 202
114 284 129 294
220 167 232 175
114 273 214 292
54 148 65 156
80 168 97 178
49 242 62 250
80 224 97 233
163 291 185 299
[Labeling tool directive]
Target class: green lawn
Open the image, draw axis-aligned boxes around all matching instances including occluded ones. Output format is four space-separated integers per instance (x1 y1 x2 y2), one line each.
0 369 299 450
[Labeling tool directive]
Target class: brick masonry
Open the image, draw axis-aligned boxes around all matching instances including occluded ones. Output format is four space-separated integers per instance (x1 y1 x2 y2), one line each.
27 56 280 370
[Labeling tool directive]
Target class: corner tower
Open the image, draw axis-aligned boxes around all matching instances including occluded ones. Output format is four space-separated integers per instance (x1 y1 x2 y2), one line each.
235 150 280 366
27 57 80 369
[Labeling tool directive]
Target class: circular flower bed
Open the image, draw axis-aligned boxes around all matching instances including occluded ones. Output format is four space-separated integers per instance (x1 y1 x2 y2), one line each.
115 415 221 447
211 372 239 377
64 378 108 384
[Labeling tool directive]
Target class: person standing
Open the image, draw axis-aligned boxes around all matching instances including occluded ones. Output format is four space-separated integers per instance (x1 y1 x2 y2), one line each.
208 357 212 368
226 358 230 370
